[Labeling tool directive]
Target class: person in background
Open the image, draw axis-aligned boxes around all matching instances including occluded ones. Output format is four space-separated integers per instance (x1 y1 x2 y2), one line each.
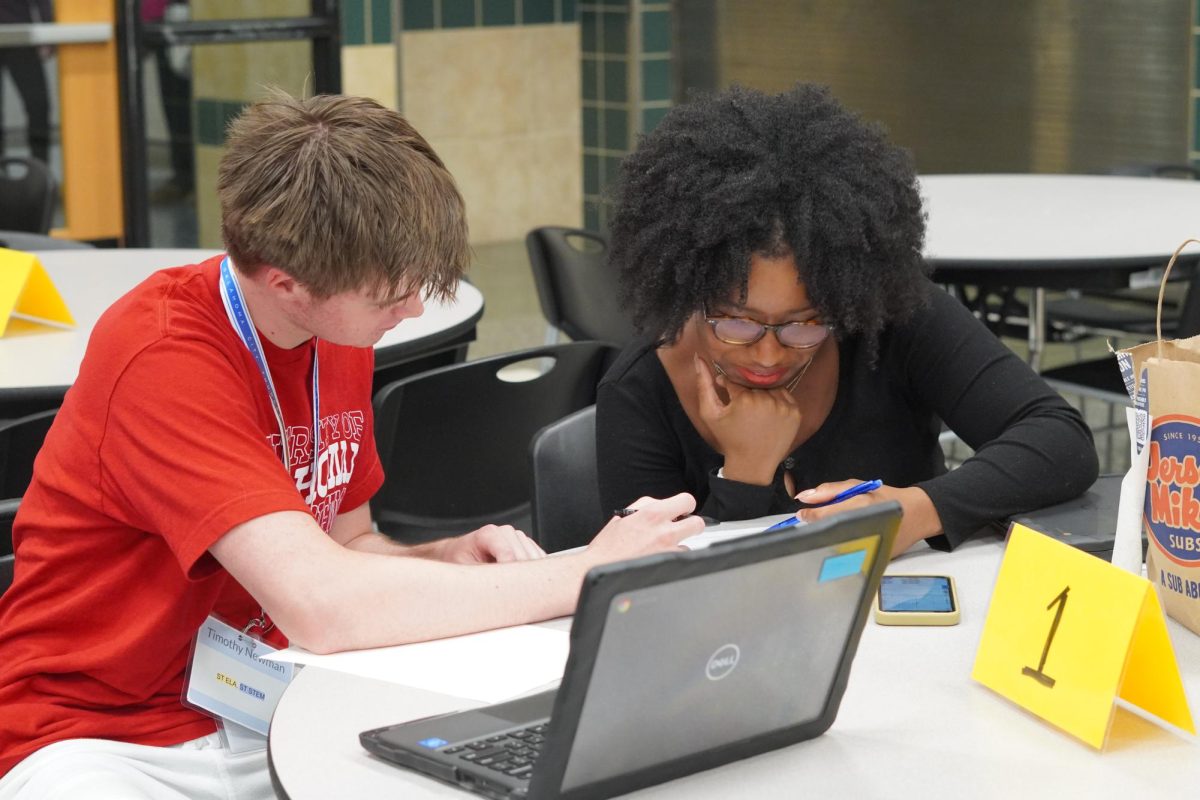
596 83 1099 555
0 0 52 166
0 93 702 799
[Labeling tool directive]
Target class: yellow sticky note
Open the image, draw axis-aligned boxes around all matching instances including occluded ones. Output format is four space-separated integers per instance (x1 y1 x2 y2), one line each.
0 247 75 337
972 524 1194 748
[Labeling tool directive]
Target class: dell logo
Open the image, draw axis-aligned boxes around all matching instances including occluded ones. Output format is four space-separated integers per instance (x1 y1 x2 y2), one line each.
705 644 741 681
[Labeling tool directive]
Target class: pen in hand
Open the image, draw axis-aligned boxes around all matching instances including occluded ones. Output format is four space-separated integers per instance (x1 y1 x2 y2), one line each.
762 479 884 532
612 508 718 525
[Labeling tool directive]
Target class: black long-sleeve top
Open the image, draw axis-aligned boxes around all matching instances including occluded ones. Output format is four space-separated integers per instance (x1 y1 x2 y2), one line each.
596 282 1100 550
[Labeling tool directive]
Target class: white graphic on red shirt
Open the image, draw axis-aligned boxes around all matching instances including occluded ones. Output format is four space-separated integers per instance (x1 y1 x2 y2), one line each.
266 411 365 532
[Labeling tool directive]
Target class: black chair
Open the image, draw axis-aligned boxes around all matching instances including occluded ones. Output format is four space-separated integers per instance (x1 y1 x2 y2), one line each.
529 405 605 553
371 342 620 543
0 409 56 505
1045 163 1200 340
0 386 68 421
525 226 634 346
1041 256 1200 471
0 553 13 597
1 498 18 558
0 155 57 234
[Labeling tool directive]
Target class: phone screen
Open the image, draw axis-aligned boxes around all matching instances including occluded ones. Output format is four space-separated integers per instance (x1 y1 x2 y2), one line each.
878 575 955 613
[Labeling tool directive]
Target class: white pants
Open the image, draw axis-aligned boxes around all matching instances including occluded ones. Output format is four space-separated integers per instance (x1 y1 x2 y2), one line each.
0 732 275 800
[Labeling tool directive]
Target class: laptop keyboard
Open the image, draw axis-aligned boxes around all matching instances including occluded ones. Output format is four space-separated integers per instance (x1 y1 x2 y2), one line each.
442 722 549 780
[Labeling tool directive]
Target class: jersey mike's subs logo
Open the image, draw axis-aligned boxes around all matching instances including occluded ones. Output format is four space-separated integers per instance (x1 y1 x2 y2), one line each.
1144 416 1200 567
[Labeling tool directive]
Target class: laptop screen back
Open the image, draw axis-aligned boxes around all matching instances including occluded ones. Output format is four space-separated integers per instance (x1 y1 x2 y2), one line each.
558 535 878 792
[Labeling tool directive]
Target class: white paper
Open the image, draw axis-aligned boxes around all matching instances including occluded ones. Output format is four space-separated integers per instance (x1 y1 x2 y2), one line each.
1112 407 1151 574
680 513 798 550
262 625 569 704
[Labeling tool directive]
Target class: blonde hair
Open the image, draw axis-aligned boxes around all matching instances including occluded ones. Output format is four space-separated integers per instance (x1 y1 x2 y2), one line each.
217 92 468 302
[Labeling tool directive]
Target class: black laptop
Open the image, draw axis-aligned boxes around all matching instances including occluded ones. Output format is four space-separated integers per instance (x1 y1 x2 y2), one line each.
360 503 900 800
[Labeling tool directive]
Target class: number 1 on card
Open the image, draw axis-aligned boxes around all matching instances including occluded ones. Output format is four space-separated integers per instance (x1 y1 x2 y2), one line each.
1021 586 1068 688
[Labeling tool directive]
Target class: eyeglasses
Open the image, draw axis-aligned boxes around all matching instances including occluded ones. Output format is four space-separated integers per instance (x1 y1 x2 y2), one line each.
703 306 831 349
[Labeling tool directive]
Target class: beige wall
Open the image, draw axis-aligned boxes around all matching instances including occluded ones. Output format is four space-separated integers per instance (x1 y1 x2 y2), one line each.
191 0 310 248
400 25 582 243
189 13 580 248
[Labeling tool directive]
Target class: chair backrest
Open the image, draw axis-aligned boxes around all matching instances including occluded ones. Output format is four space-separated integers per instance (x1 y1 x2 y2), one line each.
372 342 620 543
0 156 57 234
0 386 67 421
0 553 13 598
0 408 57 500
0 497 18 558
525 226 634 345
529 405 604 553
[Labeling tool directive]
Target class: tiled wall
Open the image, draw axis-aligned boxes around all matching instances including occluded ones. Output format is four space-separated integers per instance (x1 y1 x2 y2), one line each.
191 0 311 248
1192 0 1200 164
188 0 674 247
580 1 672 232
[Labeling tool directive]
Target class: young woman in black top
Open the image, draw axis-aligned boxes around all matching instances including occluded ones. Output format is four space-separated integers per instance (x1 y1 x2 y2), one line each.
596 84 1099 555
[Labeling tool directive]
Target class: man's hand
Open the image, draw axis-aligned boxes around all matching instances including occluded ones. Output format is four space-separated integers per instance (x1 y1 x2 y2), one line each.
431 525 546 564
795 480 943 557
695 356 802 485
584 493 706 563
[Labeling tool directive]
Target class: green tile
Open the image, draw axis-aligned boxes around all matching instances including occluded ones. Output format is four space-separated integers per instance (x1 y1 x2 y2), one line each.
642 58 671 102
441 0 477 27
641 10 669 53
341 0 366 45
221 101 245 143
641 105 669 133
602 154 623 184
603 59 627 102
583 106 599 148
561 0 577 23
1194 98 1200 152
1194 35 1200 90
582 57 598 101
402 0 436 30
371 0 394 43
195 99 220 147
583 153 601 194
581 11 597 52
584 199 602 232
483 0 516 25
523 0 555 24
601 11 627 54
603 107 628 151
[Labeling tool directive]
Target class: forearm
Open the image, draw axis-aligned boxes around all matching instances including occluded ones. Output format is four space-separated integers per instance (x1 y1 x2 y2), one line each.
286 547 601 652
342 528 446 559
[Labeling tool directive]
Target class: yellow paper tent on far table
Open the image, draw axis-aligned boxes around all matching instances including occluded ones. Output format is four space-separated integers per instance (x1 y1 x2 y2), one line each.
0 247 74 337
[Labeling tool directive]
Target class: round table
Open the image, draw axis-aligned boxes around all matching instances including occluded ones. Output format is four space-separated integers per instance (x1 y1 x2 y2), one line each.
0 249 485 393
267 535 1200 799
920 174 1200 370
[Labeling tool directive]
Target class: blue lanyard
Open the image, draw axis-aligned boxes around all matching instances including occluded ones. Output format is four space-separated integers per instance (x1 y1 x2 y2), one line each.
218 257 320 478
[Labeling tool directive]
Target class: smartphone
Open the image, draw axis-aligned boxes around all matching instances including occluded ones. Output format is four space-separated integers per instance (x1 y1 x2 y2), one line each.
873 574 960 626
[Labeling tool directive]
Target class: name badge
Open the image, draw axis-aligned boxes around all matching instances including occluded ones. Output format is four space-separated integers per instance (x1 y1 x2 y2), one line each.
184 615 294 737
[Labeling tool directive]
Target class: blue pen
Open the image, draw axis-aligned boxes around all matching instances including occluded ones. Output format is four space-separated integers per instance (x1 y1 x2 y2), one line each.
762 479 884 532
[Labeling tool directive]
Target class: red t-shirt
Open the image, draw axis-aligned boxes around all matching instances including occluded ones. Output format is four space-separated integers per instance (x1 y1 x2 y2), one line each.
0 256 385 775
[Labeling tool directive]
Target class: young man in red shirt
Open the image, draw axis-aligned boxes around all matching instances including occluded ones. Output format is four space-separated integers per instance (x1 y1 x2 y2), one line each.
0 93 701 799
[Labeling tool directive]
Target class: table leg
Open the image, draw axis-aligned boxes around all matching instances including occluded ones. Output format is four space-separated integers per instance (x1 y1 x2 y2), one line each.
1027 288 1045 373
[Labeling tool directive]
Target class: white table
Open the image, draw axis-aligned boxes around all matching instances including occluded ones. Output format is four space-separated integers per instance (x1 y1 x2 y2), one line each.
267 536 1200 798
920 174 1200 371
0 249 484 392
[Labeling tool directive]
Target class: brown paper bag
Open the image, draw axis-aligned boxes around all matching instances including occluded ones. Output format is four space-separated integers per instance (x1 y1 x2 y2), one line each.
1118 238 1200 636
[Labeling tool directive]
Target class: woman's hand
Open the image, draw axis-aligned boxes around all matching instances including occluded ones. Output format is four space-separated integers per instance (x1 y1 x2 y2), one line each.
695 356 802 485
795 479 943 556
